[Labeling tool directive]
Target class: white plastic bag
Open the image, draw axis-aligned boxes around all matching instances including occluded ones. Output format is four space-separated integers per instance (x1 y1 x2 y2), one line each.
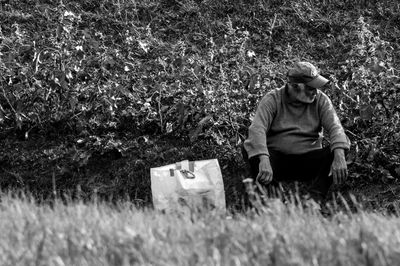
150 159 225 211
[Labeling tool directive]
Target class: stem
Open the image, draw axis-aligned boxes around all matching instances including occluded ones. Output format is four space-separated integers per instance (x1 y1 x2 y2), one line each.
158 84 163 132
268 14 278 54
52 171 57 198
1 83 17 115
345 129 362 140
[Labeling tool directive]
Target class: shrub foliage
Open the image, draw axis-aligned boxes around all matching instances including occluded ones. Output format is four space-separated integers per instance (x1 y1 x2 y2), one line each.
0 0 399 206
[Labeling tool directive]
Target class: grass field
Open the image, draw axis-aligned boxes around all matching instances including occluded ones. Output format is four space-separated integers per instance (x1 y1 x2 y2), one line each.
0 193 399 266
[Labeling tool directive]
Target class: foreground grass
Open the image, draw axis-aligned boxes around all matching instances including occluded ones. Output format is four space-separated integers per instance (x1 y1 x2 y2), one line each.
0 195 399 266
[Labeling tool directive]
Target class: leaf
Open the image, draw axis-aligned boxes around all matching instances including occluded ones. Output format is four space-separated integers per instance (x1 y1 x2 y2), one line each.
189 127 202 142
367 142 377 162
138 40 149 53
0 110 4 125
176 103 186 127
252 33 261 40
69 97 78 111
395 167 400 177
89 39 99 50
59 72 68 90
360 104 374 120
15 113 22 129
211 131 224 145
198 115 212 126
82 28 91 39
33 51 41 73
166 122 173 133
368 61 386 74
189 115 213 142
56 24 63 39
161 105 169 112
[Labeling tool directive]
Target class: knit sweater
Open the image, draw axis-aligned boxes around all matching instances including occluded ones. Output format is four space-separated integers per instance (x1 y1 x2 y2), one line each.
244 85 350 158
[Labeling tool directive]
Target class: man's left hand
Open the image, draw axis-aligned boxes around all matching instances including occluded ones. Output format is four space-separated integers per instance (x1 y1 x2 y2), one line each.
331 148 348 185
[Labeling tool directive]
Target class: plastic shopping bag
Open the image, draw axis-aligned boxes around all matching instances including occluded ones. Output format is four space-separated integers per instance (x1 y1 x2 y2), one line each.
150 159 225 211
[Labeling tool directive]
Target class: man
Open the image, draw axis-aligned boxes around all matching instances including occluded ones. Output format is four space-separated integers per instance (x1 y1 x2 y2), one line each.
243 61 349 202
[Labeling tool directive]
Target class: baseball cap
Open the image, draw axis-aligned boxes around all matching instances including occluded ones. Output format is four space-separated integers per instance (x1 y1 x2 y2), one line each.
287 62 329 88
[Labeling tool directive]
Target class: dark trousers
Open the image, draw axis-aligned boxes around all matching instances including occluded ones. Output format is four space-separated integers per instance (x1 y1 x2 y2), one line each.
242 146 334 201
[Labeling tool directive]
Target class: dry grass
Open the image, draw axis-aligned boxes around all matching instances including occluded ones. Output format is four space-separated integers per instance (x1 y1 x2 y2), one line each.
0 193 399 266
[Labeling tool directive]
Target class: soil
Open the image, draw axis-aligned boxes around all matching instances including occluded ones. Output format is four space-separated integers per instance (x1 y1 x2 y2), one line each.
1 136 399 214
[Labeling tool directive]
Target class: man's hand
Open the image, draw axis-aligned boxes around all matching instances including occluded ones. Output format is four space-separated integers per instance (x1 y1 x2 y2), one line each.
331 148 348 185
257 155 273 185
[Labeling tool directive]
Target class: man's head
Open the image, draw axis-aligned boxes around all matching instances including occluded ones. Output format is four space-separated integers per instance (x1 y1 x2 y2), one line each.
287 62 329 104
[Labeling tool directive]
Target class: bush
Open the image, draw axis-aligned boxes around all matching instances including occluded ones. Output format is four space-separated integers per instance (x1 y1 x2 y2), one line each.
0 0 399 205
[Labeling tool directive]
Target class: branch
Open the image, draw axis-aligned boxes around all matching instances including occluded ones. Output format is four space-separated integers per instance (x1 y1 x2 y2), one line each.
1 81 17 115
268 13 278 46
333 83 358 103
158 84 164 133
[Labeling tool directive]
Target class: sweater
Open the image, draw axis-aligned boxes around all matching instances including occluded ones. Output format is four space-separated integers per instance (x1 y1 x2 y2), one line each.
244 85 350 158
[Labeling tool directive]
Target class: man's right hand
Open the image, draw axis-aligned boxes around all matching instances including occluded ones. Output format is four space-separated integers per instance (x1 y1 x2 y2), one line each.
257 155 273 185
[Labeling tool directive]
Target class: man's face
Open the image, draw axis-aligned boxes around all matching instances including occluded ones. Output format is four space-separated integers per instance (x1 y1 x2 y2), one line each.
290 83 318 104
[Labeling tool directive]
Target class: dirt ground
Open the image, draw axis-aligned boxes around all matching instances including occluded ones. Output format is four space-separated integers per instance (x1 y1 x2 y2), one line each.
1 136 399 214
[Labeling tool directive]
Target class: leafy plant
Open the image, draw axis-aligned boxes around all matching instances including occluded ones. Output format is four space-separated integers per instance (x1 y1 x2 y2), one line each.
0 0 399 204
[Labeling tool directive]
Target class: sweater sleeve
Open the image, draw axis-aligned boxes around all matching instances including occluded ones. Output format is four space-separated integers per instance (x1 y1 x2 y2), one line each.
243 93 277 158
319 93 350 151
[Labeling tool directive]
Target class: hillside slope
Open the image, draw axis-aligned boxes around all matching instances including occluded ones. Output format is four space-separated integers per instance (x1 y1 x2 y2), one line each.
0 0 399 210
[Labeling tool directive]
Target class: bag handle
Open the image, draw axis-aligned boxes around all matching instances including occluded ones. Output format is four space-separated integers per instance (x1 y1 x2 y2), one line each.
175 161 195 172
170 161 196 178
179 169 195 179
169 169 196 179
